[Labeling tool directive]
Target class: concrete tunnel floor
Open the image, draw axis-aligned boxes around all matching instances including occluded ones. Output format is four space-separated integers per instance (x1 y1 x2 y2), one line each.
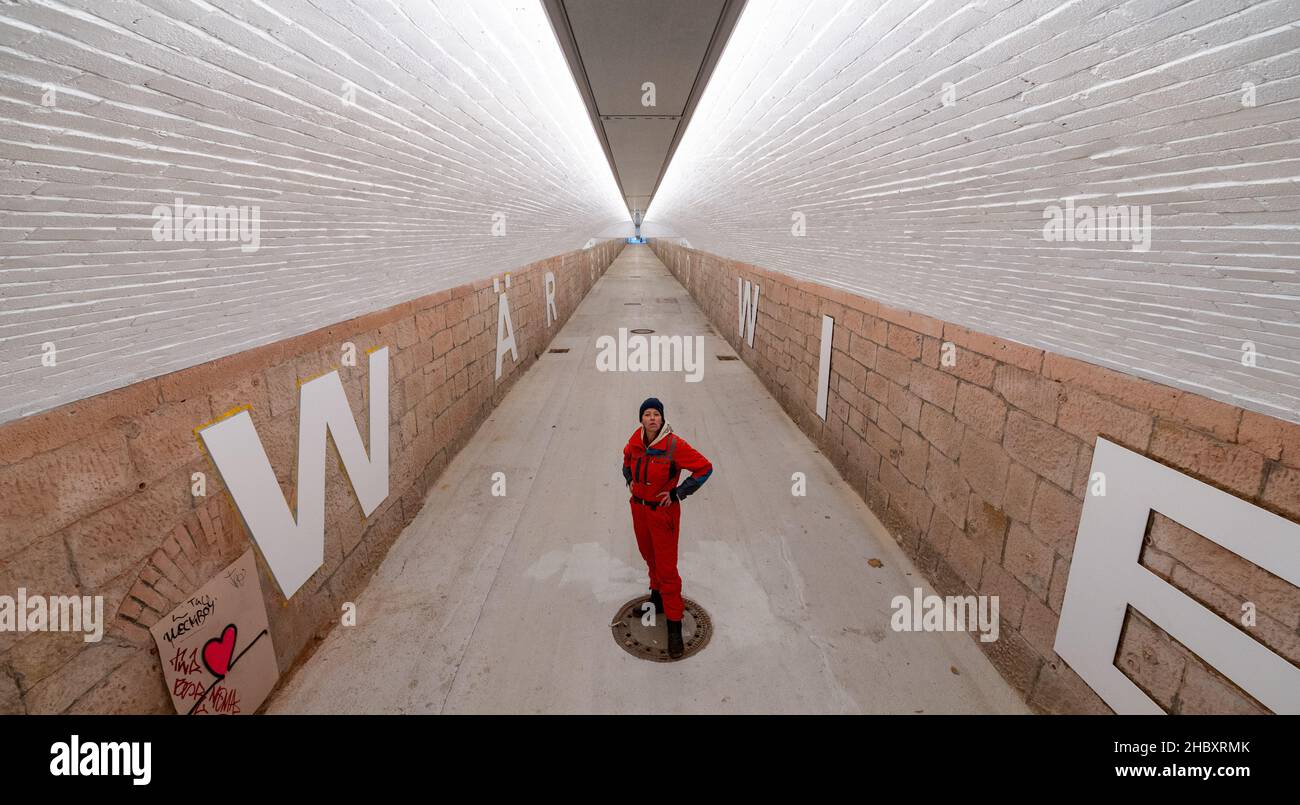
267 245 1030 714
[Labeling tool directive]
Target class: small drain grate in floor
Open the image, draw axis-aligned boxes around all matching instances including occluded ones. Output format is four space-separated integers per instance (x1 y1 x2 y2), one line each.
717 355 738 361
547 348 570 353
630 328 654 334
611 596 712 662
624 302 641 305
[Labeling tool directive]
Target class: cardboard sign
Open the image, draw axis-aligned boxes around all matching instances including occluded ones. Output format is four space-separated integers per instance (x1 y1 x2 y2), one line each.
151 549 279 715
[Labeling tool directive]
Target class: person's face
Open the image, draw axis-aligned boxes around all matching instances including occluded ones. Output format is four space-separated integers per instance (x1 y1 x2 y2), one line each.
641 408 662 433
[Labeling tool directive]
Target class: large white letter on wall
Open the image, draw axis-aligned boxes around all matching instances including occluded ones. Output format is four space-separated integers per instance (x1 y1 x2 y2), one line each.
815 315 833 420
544 271 557 327
738 278 760 348
198 347 390 599
1056 438 1300 714
496 291 519 379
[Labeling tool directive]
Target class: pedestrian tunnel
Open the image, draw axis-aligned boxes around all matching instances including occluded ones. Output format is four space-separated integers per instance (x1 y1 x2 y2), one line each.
0 1 1297 718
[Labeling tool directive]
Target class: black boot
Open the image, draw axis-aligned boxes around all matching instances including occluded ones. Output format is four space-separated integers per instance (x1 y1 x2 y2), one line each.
631 589 663 619
666 618 684 659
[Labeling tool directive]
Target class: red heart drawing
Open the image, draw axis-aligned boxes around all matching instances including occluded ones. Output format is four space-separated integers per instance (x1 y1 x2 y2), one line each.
202 624 237 678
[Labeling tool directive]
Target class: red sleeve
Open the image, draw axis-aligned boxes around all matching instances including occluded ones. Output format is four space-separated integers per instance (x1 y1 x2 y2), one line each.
674 437 712 475
672 437 713 499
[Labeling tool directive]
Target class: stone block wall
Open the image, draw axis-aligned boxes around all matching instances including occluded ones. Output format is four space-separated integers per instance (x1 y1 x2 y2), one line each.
651 238 1299 714
0 239 624 714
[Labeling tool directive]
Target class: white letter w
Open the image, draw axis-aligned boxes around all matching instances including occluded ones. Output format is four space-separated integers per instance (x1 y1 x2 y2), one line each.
198 348 389 598
738 278 760 347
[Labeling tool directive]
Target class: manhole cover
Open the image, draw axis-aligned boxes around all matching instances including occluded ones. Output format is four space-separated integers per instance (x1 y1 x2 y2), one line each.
610 596 712 662
630 328 654 334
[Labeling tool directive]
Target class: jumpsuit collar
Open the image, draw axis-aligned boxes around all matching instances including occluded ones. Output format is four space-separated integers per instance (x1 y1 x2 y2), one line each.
641 421 673 449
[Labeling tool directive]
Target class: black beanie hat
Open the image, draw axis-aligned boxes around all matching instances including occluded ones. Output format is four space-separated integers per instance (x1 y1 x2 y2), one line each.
639 397 664 419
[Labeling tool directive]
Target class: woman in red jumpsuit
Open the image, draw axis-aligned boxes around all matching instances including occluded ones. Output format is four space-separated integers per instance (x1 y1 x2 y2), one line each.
622 397 713 659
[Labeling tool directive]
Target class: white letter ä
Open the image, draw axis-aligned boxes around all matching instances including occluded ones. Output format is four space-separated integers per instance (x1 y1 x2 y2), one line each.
198 348 390 598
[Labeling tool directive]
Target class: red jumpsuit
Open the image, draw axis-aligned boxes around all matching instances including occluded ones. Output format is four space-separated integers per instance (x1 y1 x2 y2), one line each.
622 423 713 621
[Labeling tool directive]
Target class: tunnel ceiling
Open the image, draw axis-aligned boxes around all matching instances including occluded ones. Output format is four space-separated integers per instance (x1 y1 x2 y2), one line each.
1 0 1298 429
542 0 747 220
645 0 1300 425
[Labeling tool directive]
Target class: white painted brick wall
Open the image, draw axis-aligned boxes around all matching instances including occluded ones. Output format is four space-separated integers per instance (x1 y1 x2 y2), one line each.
0 0 627 425
647 0 1300 424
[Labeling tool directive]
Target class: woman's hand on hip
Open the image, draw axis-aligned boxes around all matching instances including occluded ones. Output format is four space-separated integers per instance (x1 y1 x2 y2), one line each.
655 490 674 506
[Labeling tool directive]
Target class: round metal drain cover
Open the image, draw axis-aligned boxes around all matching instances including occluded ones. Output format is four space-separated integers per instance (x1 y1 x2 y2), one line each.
611 596 712 662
